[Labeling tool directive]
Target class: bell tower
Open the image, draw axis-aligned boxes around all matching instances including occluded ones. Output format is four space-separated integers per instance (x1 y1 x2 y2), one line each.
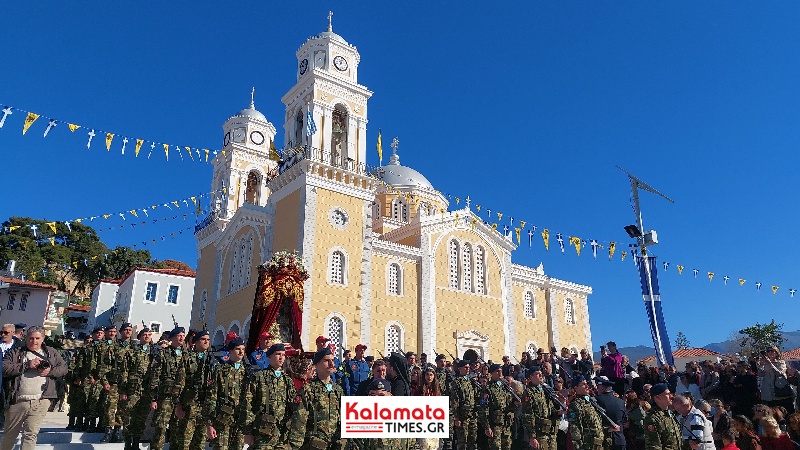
212 89 278 220
281 12 373 167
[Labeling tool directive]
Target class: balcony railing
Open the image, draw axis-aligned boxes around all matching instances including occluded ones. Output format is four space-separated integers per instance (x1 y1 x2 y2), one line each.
266 146 381 182
194 210 219 235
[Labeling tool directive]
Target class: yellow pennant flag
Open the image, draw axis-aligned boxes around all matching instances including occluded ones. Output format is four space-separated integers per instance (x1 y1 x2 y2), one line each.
569 236 582 256
68 123 80 132
190 196 197 205
519 220 526 229
376 130 383 163
49 237 55 246
739 279 746 286
269 141 281 161
491 223 497 232
708 272 714 282
186 146 194 161
74 218 83 223
21 241 29 250
22 112 39 135
106 133 114 151
205 149 210 162
476 205 481 212
772 285 779 294
72 261 78 268
151 205 158 210
135 139 143 157
677 265 684 275
455 197 460 205
471 217 477 231
455 213 460 223
222 187 227 195
541 229 550 250
621 251 627 261
497 212 503 221
103 214 111 220
9 225 21 231
163 143 169 161
172 201 180 208
129 210 138 218
46 222 56 234
608 242 616 260
515 227 521 244
221 149 226 158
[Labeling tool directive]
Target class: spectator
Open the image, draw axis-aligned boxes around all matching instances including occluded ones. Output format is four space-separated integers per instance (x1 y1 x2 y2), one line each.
1 326 67 450
624 391 647 450
559 348 577 382
733 362 760 418
731 415 762 450
502 355 513 377
594 376 627 450
676 372 703 400
664 365 680 393
719 429 741 450
601 342 626 395
786 413 800 444
578 349 594 379
759 347 795 414
631 365 648 396
290 358 314 392
759 416 794 450
709 399 731 449
0 324 15 356
520 351 533 369
417 366 441 450
701 362 721 399
11 324 25 350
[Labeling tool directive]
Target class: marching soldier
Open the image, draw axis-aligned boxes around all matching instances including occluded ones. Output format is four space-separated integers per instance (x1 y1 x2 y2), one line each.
452 359 480 450
120 327 155 450
314 336 342 384
66 336 91 430
174 330 218 450
241 343 297 450
343 344 370 396
434 355 454 450
83 327 106 432
642 384 684 450
521 366 560 450
150 327 188 450
568 375 604 450
204 337 247 450
288 347 346 450
481 364 518 450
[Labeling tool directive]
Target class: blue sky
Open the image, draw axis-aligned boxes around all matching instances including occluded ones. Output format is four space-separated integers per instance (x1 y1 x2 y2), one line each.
3 3 800 351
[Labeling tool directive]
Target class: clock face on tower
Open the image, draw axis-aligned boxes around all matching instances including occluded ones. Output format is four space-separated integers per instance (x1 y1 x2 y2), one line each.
233 127 245 143
250 130 265 145
333 56 348 71
299 58 308 75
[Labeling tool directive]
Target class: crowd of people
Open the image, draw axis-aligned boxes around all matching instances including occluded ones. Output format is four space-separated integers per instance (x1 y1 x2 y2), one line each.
2 324 800 450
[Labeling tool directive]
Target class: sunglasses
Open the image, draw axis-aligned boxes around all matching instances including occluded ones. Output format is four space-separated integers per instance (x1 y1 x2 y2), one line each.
0 331 9 335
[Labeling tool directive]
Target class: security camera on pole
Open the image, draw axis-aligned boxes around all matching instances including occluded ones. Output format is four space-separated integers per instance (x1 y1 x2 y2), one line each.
617 166 676 367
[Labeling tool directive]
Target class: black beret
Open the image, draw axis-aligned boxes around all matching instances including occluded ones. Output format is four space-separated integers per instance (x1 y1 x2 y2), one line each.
405 351 416 358
528 365 543 373
14 323 26 329
92 326 105 334
137 327 151 337
313 347 332 364
167 327 185 339
489 363 502 373
104 325 116 331
594 376 615 387
456 360 470 368
120 323 133 330
191 330 209 344
368 378 388 391
265 343 285 358
226 337 245 351
650 383 670 396
365 356 375 362
572 374 587 385
435 354 446 361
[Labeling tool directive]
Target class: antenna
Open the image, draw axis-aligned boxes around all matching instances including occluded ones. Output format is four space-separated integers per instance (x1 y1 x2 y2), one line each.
616 166 674 254
616 166 674 204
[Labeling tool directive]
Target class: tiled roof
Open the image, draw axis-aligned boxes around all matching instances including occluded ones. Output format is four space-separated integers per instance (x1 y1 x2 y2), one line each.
119 267 196 285
782 348 800 360
638 348 723 363
0 275 61 291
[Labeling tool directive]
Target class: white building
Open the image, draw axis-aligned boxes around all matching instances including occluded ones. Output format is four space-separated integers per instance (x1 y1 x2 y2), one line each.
0 275 69 336
89 268 195 335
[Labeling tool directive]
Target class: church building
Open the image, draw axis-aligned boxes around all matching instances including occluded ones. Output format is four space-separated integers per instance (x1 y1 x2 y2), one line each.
191 18 593 360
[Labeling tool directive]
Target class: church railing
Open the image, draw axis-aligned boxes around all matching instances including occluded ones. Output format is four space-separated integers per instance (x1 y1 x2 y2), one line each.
265 146 382 183
194 210 218 234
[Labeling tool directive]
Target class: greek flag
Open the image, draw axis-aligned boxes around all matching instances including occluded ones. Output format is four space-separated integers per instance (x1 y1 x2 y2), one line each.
637 255 674 366
306 109 317 136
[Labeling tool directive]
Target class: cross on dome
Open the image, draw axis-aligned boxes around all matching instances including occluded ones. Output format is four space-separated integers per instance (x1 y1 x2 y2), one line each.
250 87 256 109
328 11 333 32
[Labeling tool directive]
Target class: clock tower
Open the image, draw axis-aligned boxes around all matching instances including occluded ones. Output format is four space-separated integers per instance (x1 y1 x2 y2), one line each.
281 12 372 167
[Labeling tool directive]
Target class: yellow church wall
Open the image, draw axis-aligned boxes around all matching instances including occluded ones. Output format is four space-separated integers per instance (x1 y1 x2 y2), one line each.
271 189 302 253
435 289 506 359
306 187 366 349
431 229 501 295
191 245 219 329
370 253 419 353
214 284 258 333
552 291 589 350
512 284 551 353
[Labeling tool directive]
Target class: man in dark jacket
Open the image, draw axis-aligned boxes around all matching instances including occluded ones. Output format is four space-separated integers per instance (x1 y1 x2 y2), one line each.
387 352 411 396
594 376 626 450
1 325 68 450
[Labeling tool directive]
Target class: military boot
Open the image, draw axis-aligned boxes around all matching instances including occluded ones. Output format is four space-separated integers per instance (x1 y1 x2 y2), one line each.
87 418 98 433
100 427 113 443
112 426 123 443
75 417 87 431
66 416 76 430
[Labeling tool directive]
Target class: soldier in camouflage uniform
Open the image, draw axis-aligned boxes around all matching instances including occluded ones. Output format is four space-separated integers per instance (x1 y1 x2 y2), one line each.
643 384 684 450
568 375 604 450
289 347 346 450
481 364 518 450
173 330 218 450
109 323 134 442
451 359 480 450
120 327 155 450
434 355 454 450
100 325 129 443
204 337 247 450
149 327 187 450
241 343 297 450
83 327 107 432
521 366 561 450
66 336 92 431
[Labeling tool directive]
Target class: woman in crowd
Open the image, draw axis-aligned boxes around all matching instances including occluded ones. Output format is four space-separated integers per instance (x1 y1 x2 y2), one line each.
732 415 762 450
520 351 533 369
624 390 647 450
708 399 731 449
417 366 441 450
676 372 703 400
759 416 794 450
758 346 795 414
753 404 775 436
409 365 422 396
785 413 800 444
290 358 314 391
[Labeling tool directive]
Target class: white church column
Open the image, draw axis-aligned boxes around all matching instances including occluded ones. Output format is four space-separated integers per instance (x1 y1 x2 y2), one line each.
500 252 516 357
419 234 436 355
358 199 374 346
321 105 332 153
356 118 367 167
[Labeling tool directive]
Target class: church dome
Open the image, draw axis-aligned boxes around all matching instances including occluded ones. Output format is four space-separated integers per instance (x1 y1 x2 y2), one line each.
373 151 434 190
233 106 267 122
310 30 349 46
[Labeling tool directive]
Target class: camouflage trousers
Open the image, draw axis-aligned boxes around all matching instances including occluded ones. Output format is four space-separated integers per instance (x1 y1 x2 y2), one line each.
208 419 244 450
102 385 121 427
172 405 207 450
251 427 290 450
456 414 478 450
83 379 103 419
67 382 86 418
525 433 557 450
487 425 512 450
122 392 151 440
151 398 177 450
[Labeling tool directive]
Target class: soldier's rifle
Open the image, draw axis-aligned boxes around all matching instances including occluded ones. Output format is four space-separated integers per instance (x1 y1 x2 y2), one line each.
586 396 619 429
378 350 386 359
475 355 521 404
541 383 567 411
446 349 458 362
171 314 179 328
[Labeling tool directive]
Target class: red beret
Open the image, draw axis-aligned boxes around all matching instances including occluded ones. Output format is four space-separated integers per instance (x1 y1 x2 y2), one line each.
355 344 367 351
316 335 329 343
225 332 238 340
259 331 273 339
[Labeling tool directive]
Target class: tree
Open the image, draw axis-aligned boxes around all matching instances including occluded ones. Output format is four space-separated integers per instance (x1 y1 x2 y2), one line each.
675 331 691 350
737 320 785 357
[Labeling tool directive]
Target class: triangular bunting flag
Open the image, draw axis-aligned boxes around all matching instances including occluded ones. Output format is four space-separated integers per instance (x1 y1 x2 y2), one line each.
163 143 169 161
677 265 684 275
68 123 80 132
129 210 138 218
135 139 143 157
106 133 114 151
541 229 550 251
569 236 581 256
46 222 56 234
515 227 521 244
739 279 746 286
22 112 39 135
608 242 616 260
772 285 779 295
708 272 714 282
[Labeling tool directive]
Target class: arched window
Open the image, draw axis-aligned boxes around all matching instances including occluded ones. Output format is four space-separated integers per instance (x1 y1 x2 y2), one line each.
327 315 344 359
229 245 239 294
524 291 535 319
245 171 261 205
475 246 486 294
448 240 460 289
565 298 576 325
329 250 346 285
294 109 304 147
526 341 539 358
331 105 348 163
244 236 254 287
388 263 401 295
418 201 429 217
462 243 473 292
386 322 403 354
392 197 408 222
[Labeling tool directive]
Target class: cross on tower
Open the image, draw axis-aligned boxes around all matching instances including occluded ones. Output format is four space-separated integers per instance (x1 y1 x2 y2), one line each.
328 11 334 32
250 87 256 108
390 137 399 155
